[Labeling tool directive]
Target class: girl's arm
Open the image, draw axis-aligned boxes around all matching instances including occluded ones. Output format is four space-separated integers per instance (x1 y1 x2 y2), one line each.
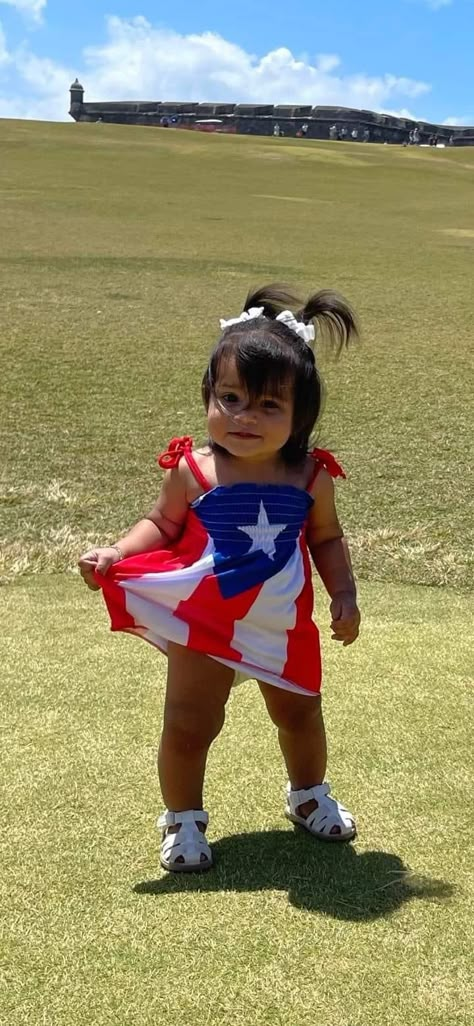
306 469 360 645
114 463 189 557
78 464 189 588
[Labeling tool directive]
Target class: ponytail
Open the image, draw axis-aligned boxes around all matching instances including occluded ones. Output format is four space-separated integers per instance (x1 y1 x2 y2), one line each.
243 284 301 319
242 283 358 353
297 290 358 353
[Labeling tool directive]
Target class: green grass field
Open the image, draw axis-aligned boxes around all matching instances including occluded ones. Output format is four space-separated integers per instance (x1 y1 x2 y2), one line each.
1 119 473 587
1 120 473 1026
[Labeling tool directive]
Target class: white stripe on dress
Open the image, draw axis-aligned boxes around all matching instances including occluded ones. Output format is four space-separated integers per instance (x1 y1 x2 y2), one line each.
119 539 215 647
230 542 305 677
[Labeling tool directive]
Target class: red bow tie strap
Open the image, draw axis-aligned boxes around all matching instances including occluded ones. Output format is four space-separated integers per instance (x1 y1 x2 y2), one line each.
157 436 194 469
311 447 346 480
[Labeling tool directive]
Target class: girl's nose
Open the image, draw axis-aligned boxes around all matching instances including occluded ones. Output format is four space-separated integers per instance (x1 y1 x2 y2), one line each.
233 405 258 424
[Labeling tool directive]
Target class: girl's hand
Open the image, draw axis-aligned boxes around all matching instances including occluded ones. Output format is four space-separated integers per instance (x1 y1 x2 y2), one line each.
78 546 121 591
330 591 360 646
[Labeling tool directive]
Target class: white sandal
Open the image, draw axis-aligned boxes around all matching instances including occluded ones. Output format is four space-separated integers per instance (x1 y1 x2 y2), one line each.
285 782 356 842
158 809 213 872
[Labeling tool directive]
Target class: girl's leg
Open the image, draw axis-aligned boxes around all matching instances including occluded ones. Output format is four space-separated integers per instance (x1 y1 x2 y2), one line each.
258 682 326 789
158 642 234 812
258 682 345 832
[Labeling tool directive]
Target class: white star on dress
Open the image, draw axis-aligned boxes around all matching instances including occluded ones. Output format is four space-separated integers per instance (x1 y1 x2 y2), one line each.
237 501 288 560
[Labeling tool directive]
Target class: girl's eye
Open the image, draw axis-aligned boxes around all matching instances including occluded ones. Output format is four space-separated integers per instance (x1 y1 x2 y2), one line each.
221 393 240 404
261 399 280 410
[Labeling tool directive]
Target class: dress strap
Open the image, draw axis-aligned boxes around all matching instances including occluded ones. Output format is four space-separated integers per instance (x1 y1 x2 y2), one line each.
157 436 212 492
307 447 346 491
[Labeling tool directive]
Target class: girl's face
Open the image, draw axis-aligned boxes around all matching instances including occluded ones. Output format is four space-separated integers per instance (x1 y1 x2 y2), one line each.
207 357 294 462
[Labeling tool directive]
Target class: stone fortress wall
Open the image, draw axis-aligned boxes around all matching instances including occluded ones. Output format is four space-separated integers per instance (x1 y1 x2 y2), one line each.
69 81 474 146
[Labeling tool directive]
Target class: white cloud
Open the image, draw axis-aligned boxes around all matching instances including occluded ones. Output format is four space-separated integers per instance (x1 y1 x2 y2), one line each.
0 0 46 23
82 17 431 108
315 54 341 74
383 106 425 121
442 115 473 126
0 15 433 122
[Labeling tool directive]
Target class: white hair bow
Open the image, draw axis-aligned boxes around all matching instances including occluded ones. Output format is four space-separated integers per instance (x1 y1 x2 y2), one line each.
275 310 315 343
219 307 265 330
219 307 315 344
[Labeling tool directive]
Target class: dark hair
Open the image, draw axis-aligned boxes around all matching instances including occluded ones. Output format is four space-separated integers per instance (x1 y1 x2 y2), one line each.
202 283 358 465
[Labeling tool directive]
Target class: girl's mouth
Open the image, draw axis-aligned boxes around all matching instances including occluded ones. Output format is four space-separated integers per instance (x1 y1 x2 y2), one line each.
229 431 261 439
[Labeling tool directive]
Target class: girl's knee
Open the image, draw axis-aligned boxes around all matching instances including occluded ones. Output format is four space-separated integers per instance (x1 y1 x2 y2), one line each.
163 698 224 751
269 693 322 732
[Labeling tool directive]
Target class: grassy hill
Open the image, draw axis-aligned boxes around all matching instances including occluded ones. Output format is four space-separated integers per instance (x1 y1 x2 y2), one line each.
1 120 473 1026
1 118 473 588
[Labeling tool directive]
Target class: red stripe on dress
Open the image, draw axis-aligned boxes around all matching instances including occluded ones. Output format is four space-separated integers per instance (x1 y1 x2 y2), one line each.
282 534 321 694
98 571 137 631
174 575 262 663
95 509 210 631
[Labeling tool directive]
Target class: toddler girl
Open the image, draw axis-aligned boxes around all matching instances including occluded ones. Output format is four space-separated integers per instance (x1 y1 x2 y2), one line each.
79 284 361 872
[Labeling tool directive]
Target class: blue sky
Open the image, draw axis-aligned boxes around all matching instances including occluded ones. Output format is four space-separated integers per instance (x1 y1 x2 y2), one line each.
0 0 473 124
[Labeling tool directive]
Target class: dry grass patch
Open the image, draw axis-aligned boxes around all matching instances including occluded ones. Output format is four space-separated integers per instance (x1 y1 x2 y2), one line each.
0 480 102 583
439 227 474 238
0 527 96 581
254 193 320 203
347 525 473 588
248 142 372 166
0 480 78 506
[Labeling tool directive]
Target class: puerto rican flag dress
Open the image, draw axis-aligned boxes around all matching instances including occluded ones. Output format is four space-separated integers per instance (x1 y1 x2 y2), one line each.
95 436 345 696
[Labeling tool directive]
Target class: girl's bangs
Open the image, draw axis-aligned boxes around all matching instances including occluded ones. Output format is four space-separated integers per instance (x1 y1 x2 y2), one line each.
213 333 297 399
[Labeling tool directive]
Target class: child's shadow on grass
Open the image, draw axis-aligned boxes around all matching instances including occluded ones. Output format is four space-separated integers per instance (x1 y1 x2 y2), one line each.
134 828 453 920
